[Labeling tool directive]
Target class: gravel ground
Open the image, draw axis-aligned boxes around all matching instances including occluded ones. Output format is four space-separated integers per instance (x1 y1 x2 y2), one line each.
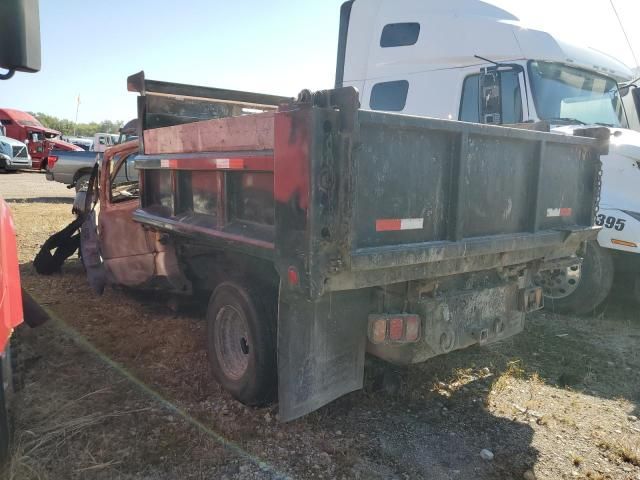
2 172 639 480
0 170 74 200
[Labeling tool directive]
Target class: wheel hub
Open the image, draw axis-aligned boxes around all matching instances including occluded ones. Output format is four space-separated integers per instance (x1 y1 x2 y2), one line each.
215 305 250 380
536 264 582 299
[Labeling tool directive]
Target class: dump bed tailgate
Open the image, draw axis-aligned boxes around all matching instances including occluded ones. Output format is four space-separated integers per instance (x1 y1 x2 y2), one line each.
274 93 603 299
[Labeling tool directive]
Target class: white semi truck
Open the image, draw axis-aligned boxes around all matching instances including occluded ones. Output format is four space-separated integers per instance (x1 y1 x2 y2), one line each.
336 0 640 313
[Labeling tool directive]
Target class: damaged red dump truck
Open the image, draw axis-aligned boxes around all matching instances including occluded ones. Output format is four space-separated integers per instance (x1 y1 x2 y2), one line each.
83 71 605 421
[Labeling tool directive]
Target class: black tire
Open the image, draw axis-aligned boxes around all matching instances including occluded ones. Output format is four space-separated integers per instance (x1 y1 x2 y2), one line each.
633 275 640 307
0 343 14 471
74 173 91 192
206 282 277 406
541 241 614 315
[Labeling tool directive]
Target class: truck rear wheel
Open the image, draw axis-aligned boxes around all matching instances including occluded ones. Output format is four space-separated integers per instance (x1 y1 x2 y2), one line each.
206 282 277 406
74 174 91 192
538 241 614 315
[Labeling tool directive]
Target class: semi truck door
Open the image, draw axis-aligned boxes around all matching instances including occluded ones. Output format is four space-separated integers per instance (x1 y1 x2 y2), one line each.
459 68 526 124
26 131 44 159
99 151 156 287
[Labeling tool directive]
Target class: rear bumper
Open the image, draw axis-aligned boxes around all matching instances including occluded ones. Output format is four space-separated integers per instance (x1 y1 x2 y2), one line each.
366 280 538 365
45 170 73 185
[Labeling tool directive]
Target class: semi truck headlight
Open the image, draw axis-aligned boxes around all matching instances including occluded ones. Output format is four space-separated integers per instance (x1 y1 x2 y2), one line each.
0 153 10 161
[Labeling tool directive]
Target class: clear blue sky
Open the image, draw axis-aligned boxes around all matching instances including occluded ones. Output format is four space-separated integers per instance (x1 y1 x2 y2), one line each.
2 0 345 123
2 0 638 123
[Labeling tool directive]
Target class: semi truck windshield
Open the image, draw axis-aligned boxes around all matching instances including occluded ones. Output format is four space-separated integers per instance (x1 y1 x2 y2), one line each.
528 61 627 128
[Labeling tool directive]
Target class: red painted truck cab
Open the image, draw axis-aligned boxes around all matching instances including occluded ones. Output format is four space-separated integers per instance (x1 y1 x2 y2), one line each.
0 109 81 170
0 198 23 354
0 197 24 464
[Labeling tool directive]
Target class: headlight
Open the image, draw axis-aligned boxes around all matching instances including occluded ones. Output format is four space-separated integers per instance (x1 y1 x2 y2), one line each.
623 210 640 222
0 153 10 161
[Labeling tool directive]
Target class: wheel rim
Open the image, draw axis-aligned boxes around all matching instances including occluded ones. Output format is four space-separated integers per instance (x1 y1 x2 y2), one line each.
214 305 251 380
537 263 582 299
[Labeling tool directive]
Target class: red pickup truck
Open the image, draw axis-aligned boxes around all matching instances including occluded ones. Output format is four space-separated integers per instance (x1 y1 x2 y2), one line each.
0 109 81 170
0 199 24 465
79 72 605 421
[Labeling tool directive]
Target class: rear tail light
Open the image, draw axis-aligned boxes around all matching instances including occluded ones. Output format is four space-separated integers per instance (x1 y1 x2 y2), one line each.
389 318 404 341
405 316 420 342
47 155 58 170
368 314 421 345
371 318 387 344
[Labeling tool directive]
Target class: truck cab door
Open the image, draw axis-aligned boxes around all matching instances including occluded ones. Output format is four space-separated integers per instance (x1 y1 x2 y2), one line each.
26 130 44 159
98 149 157 287
459 67 526 125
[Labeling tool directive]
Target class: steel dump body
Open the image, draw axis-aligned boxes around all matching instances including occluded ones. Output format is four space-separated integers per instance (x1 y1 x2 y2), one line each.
125 74 603 420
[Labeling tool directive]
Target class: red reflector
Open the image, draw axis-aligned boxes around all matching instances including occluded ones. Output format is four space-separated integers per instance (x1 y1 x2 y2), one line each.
376 219 403 232
371 319 387 344
405 316 420 342
389 317 404 341
47 155 58 170
287 266 299 286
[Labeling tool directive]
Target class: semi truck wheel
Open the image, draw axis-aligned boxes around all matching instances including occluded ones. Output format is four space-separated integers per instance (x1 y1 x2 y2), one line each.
206 282 277 406
633 275 640 307
538 241 614 315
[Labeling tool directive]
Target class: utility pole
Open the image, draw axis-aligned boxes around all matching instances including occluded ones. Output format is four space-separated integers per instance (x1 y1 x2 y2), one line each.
73 94 81 136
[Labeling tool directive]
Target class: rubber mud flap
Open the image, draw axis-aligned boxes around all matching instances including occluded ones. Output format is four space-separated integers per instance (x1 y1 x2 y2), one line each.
277 287 369 422
80 211 106 295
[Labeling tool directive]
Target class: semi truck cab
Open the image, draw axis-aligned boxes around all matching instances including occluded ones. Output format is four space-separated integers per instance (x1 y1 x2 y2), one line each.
0 109 81 170
336 0 640 312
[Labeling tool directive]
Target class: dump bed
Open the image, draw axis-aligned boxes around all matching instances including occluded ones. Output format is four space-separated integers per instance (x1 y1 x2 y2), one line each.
131 81 604 295
127 74 605 420
130 80 602 300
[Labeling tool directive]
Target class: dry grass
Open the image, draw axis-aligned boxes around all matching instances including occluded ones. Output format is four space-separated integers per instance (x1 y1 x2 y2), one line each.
489 359 527 395
571 453 583 466
7 398 148 480
597 437 640 467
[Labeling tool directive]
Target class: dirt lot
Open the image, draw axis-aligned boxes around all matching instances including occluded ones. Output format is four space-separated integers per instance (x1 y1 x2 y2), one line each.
2 172 639 480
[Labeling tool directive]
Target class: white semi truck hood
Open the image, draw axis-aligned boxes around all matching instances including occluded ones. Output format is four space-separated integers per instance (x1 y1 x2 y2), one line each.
0 136 29 159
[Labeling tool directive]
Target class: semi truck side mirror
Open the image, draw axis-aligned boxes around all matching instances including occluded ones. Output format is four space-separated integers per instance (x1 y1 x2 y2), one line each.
631 87 640 116
479 70 502 125
0 0 41 78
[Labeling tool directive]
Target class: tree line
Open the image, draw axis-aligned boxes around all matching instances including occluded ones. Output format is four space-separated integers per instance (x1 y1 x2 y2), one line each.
28 112 124 137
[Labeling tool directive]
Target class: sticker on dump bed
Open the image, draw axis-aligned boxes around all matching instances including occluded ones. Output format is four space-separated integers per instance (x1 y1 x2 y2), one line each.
215 158 244 169
546 208 572 218
376 218 424 232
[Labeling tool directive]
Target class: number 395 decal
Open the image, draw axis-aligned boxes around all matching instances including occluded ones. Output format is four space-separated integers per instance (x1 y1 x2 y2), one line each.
595 214 626 231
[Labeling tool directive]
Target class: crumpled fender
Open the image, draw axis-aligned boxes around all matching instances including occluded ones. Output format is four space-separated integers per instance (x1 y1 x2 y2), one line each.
80 211 106 295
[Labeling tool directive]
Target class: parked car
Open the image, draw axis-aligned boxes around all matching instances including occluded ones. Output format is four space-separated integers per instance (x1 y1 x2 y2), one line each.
76 71 604 422
47 124 136 191
62 136 93 151
0 126 31 171
0 109 81 170
45 150 98 191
